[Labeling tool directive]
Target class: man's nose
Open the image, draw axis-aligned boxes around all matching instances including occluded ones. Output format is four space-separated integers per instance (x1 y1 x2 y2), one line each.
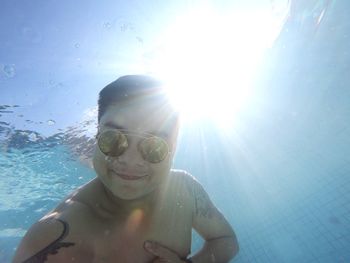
112 140 145 168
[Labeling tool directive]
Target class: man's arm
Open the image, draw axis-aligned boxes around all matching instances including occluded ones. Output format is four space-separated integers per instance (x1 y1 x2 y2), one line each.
12 215 75 263
189 178 239 263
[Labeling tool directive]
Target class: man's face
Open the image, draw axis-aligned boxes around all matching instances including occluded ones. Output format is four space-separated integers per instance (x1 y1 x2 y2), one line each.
93 99 178 200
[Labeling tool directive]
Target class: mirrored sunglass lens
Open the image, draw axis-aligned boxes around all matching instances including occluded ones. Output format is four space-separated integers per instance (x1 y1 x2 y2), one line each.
139 137 169 163
98 130 128 156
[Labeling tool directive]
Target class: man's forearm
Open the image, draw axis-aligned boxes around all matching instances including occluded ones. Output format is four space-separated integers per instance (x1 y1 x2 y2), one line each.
189 236 239 263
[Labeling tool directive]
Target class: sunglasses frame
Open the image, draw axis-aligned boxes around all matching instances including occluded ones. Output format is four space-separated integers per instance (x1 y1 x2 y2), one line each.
97 129 171 163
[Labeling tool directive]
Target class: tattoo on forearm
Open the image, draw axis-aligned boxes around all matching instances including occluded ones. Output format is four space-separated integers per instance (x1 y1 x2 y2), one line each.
23 219 75 263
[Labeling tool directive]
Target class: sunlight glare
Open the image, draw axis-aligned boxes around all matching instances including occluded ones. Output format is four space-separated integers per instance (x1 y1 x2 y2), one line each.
149 4 288 128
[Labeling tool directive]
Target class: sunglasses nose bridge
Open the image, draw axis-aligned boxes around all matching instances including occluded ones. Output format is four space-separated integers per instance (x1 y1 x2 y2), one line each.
113 139 146 167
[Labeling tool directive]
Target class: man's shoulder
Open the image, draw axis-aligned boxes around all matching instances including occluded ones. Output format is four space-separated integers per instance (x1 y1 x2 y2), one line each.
170 169 199 183
12 208 93 263
168 169 201 195
43 179 104 228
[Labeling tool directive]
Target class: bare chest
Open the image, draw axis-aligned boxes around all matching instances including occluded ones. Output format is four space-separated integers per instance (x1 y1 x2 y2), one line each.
90 195 193 263
62 174 195 263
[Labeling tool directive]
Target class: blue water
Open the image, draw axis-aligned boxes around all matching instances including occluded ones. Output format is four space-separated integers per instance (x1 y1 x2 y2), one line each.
1 0 350 262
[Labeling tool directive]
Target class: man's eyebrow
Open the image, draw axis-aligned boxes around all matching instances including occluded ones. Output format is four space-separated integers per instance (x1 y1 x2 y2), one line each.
103 122 125 130
102 121 169 138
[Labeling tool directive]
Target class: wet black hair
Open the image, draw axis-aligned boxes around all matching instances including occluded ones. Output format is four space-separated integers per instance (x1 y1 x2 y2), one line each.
97 75 179 130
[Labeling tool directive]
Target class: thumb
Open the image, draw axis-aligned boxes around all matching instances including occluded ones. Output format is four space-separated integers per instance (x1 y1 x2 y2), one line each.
144 241 174 259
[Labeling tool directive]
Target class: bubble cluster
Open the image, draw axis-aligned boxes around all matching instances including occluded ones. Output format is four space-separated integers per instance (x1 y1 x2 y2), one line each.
103 22 112 29
2 64 16 78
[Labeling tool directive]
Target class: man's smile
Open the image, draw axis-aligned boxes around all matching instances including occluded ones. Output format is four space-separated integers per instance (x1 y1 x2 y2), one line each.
109 170 149 181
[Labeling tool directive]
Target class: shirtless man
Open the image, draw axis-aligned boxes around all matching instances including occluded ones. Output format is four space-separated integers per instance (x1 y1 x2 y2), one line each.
13 75 239 263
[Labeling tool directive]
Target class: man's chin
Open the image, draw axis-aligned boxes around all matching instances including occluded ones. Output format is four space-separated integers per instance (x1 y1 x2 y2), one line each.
113 193 154 203
109 185 157 201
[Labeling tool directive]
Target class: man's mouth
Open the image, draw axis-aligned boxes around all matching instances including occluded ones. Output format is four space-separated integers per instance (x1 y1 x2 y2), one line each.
110 170 148 181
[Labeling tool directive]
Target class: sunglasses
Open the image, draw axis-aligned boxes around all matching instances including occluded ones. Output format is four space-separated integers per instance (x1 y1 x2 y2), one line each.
97 129 170 163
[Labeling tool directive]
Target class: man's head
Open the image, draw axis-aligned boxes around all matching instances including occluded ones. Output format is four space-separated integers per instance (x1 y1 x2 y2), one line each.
93 75 180 200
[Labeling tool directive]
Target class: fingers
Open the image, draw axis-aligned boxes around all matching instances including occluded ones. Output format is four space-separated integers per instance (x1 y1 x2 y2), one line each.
144 241 172 257
144 241 181 263
153 258 170 263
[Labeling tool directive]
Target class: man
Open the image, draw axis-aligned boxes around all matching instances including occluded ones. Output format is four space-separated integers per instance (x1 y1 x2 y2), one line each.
13 75 239 263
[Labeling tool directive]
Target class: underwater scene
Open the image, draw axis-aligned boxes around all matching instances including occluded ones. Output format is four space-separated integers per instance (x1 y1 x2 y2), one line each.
1 0 350 262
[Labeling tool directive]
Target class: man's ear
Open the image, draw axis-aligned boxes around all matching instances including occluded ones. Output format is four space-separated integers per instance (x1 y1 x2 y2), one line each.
95 127 101 139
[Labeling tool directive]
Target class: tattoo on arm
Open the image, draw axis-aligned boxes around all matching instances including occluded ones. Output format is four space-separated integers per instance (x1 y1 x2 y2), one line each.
23 219 75 263
193 183 217 219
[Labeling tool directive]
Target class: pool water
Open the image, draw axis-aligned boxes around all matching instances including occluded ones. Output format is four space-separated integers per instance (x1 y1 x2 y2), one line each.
1 0 350 262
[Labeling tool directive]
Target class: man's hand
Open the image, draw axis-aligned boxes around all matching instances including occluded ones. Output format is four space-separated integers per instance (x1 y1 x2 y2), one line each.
144 241 187 263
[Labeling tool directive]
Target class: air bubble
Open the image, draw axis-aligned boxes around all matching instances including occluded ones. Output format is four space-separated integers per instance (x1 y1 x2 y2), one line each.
136 37 143 44
47 120 56 125
103 22 112 29
28 133 38 142
176 200 184 208
2 64 16 78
